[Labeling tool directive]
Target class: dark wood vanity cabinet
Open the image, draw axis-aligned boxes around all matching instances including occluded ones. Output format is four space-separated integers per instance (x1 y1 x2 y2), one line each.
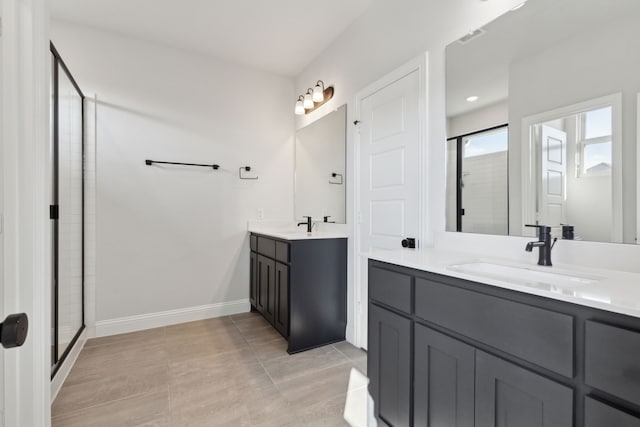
250 233 347 353
368 259 640 427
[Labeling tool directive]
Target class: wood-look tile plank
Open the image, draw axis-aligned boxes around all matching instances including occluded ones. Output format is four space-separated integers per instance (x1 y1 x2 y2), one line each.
53 364 169 416
276 362 352 408
51 389 169 427
262 346 349 384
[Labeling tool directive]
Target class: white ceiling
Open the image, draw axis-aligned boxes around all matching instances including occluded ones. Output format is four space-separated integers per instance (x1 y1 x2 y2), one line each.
446 0 640 118
50 0 374 76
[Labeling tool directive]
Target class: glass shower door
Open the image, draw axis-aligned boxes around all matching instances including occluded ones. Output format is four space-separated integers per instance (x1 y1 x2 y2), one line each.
51 45 85 376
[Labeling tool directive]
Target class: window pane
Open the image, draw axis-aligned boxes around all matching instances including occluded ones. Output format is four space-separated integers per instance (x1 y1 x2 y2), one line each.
583 141 612 174
463 128 508 158
584 106 612 139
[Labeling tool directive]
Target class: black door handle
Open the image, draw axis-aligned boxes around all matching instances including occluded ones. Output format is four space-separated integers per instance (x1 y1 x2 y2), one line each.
0 313 28 349
401 238 416 249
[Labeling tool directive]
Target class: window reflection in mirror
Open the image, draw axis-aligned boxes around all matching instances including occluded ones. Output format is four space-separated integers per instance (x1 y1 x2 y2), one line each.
447 126 508 235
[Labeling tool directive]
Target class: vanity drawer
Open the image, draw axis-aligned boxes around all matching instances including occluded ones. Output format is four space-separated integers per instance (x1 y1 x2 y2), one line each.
369 266 412 314
415 277 574 377
275 241 289 263
585 397 640 427
257 236 276 258
250 234 257 251
585 321 640 407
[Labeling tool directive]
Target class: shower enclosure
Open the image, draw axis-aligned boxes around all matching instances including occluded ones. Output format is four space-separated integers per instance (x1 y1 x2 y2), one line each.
50 43 85 377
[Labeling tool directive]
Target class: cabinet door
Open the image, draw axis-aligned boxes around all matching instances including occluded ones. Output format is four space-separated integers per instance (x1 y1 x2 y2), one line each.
414 324 475 427
256 255 265 314
368 304 411 427
250 251 257 308
476 351 573 427
585 397 640 427
274 262 289 337
262 257 276 325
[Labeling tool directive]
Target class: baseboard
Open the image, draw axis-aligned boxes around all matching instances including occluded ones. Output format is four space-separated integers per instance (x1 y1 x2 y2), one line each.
51 329 87 402
94 299 251 337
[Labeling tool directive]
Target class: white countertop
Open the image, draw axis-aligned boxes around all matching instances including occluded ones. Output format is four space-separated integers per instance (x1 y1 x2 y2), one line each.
368 248 640 319
247 222 348 240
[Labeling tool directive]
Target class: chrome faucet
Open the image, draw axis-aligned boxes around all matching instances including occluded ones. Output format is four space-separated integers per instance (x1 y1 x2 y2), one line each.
525 224 557 266
297 216 313 233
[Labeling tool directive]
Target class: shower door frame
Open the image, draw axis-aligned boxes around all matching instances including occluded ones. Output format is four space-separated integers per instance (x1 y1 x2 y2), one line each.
50 42 85 378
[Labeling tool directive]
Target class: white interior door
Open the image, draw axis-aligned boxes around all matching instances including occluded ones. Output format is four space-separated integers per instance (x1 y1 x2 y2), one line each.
539 125 567 234
1 0 51 425
357 68 421 349
0 9 5 424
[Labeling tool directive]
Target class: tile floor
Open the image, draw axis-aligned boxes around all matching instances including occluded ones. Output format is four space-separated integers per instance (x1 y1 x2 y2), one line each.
52 312 367 426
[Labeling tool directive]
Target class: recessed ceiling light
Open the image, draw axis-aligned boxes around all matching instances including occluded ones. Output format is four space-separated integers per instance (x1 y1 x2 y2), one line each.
466 96 479 102
511 1 527 11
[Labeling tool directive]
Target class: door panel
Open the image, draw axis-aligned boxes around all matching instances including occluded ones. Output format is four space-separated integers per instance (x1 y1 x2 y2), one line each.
256 255 266 314
368 304 411 426
540 125 567 234
274 262 289 337
249 252 257 307
414 325 475 427
263 258 275 324
475 351 573 427
358 68 421 349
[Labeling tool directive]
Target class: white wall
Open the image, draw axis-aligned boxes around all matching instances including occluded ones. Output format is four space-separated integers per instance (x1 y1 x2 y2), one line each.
447 100 509 138
51 21 295 329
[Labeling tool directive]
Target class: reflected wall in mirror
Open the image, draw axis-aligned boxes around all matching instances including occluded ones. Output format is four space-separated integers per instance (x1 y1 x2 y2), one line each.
446 0 640 244
295 105 347 223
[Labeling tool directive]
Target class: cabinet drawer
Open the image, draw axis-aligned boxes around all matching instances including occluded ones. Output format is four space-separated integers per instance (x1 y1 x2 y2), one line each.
275 241 289 263
585 321 640 407
369 266 412 314
257 236 276 258
250 234 257 251
415 278 574 377
585 397 640 427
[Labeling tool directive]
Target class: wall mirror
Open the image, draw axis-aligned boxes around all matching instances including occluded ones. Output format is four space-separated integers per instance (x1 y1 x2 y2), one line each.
295 105 347 223
445 0 640 244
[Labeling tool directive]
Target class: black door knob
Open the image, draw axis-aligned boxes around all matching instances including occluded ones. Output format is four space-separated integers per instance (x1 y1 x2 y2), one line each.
401 238 416 249
0 313 28 349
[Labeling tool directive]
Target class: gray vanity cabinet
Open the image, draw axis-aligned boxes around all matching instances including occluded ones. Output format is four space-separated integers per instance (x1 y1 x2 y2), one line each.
414 325 474 427
368 304 412 427
274 262 289 337
256 254 275 324
369 259 640 427
250 233 347 353
249 251 257 307
475 351 573 427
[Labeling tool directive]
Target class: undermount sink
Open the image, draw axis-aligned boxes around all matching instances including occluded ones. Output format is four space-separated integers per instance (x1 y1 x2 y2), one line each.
447 261 601 288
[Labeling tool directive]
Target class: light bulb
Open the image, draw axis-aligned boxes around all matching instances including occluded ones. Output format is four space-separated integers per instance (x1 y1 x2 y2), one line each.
295 99 305 115
303 91 314 109
313 81 325 103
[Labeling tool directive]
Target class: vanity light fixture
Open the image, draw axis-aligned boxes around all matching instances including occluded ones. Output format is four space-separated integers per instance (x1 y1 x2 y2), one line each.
294 80 335 115
295 96 305 115
303 89 315 109
312 80 325 102
466 95 479 102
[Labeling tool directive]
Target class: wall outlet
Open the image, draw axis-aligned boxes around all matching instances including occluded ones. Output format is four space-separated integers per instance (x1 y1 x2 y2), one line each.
256 208 264 221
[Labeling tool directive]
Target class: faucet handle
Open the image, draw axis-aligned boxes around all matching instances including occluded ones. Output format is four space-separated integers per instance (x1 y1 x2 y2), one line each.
525 224 551 234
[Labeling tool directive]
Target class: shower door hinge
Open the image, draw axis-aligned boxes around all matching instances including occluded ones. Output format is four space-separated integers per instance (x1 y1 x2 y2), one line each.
49 205 59 220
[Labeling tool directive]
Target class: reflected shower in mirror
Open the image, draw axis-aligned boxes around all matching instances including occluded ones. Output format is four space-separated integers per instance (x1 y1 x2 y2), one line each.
295 105 347 223
445 0 640 244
